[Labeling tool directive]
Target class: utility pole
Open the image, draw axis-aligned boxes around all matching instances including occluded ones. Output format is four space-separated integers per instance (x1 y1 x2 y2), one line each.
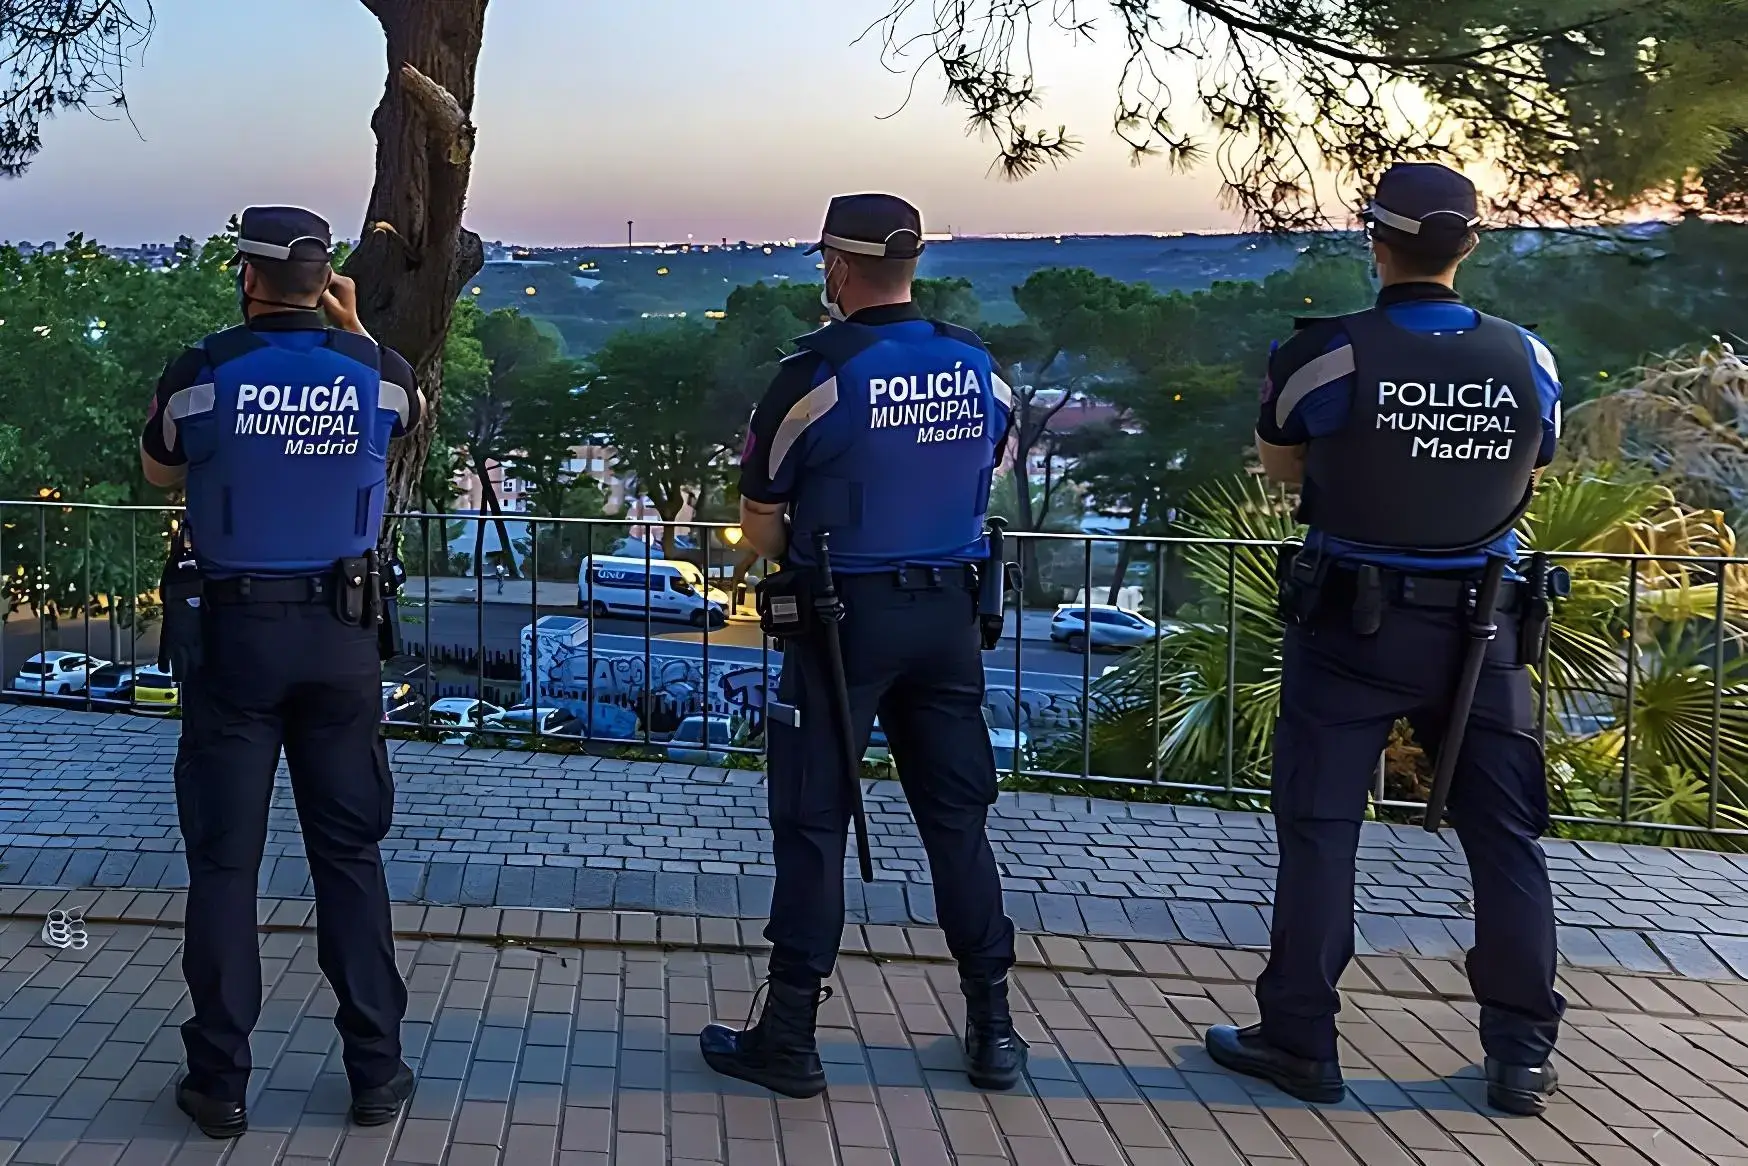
627 221 634 249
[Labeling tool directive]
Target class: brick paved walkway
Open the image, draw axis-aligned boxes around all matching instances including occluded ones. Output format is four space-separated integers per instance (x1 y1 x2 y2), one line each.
5 705 1748 982
2 900 1748 1165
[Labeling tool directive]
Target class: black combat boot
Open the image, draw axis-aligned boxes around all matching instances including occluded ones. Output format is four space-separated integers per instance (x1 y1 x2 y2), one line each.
963 976 1028 1090
1485 1057 1559 1116
700 979 832 1099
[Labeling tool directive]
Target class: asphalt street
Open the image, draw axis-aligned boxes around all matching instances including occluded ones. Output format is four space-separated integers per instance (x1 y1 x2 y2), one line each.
410 599 1102 692
4 597 1113 700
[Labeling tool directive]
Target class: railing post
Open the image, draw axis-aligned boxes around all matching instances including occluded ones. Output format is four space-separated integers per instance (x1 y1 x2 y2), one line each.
585 518 597 743
1223 542 1237 794
1621 558 1639 825
1151 542 1164 785
1710 566 1727 832
37 507 48 693
1080 538 1093 782
82 509 92 711
702 519 712 739
531 517 541 744
642 530 654 749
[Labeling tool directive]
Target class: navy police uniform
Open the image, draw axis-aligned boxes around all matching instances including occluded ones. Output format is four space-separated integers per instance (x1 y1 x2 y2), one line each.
701 194 1023 1099
1205 165 1567 1116
142 208 417 1131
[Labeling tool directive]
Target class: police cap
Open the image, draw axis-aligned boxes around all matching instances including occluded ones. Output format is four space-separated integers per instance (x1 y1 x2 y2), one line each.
804 193 926 261
1363 163 1480 256
235 206 333 263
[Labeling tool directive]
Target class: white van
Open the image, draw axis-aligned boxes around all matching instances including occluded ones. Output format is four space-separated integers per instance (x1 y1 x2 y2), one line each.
577 554 730 627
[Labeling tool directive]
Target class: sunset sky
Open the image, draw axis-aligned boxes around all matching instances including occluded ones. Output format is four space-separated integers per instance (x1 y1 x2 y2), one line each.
3 0 1247 246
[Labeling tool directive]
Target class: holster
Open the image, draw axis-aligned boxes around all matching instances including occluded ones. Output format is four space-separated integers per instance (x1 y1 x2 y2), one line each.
1351 564 1384 637
157 542 204 681
1275 540 1327 626
755 566 816 641
977 519 1011 651
335 555 370 628
377 555 406 661
1516 553 1568 667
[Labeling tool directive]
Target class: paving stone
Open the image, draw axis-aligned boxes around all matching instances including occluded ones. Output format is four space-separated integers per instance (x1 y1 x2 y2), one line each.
0 914 1726 1163
3 709 1748 986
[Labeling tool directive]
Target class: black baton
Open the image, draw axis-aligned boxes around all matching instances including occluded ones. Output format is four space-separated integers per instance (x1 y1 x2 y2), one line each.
1422 555 1508 832
812 532 875 882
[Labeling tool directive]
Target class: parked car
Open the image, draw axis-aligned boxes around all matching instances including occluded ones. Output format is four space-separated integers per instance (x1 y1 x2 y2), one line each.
864 719 890 764
861 714 1030 772
86 663 138 703
1049 604 1157 652
984 706 1032 772
426 697 504 732
9 651 110 696
132 666 180 713
665 714 738 764
381 681 424 724
481 704 583 744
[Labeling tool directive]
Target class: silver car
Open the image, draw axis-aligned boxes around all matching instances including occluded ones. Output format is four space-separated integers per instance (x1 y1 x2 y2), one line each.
1049 604 1157 652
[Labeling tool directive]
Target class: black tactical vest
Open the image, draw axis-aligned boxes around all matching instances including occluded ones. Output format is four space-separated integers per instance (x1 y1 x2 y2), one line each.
1303 308 1541 552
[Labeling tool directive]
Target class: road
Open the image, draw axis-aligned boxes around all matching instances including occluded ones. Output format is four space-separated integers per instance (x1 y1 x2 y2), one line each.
4 598 1120 698
409 600 1105 694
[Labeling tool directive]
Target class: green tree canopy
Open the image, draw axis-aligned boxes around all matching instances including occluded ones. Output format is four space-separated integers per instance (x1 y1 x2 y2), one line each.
876 0 1748 228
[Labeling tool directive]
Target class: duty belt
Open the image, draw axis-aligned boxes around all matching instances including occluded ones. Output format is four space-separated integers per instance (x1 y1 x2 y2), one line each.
202 575 331 604
872 564 979 591
1322 564 1523 615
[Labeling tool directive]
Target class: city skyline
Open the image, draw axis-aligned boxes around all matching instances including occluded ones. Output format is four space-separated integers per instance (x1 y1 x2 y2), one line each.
4 0 1247 247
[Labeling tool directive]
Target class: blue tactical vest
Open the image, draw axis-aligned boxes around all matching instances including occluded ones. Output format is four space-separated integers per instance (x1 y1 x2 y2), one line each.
177 325 394 577
785 318 1009 573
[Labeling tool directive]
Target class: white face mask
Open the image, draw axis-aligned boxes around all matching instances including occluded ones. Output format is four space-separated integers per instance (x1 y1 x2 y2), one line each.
820 256 847 322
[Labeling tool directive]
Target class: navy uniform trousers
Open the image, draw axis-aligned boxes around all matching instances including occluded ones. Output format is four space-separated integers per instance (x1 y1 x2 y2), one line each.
1258 577 1566 1067
764 569 1016 986
174 597 407 1103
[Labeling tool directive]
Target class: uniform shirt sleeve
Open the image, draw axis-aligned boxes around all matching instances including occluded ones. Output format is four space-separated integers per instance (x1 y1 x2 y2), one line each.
739 353 832 505
1257 324 1355 446
379 346 422 438
140 347 209 467
1522 329 1562 467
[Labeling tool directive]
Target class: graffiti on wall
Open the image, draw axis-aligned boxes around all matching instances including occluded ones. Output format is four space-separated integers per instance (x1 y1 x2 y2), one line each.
528 636 783 734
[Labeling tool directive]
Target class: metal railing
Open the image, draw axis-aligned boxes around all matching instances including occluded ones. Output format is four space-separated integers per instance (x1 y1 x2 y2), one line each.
3 499 1745 842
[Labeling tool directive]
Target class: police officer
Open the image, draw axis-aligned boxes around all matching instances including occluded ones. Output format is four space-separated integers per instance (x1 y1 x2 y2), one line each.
1202 163 1565 1117
139 207 419 1138
700 193 1025 1098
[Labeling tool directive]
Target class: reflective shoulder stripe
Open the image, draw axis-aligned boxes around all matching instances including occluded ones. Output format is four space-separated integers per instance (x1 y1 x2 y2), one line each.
1274 344 1354 430
166 383 215 421
767 376 838 483
1525 332 1560 386
379 381 412 427
992 373 1014 410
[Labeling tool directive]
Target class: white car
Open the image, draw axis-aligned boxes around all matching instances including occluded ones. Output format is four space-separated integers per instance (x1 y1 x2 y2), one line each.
10 651 111 696
983 706 1032 772
426 697 505 731
480 704 582 745
1049 604 1157 653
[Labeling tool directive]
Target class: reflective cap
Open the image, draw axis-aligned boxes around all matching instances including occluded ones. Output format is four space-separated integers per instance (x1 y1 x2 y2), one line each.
1364 163 1480 251
236 206 333 262
804 193 926 260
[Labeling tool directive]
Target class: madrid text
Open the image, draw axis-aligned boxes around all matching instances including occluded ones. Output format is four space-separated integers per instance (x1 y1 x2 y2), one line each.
233 380 363 457
1375 379 1518 461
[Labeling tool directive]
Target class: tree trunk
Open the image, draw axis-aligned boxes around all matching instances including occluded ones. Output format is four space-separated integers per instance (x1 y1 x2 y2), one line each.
1107 536 1134 607
472 457 519 579
348 0 490 548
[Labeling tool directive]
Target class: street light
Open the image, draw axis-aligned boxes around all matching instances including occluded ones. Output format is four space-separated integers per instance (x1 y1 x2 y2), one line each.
721 526 744 548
